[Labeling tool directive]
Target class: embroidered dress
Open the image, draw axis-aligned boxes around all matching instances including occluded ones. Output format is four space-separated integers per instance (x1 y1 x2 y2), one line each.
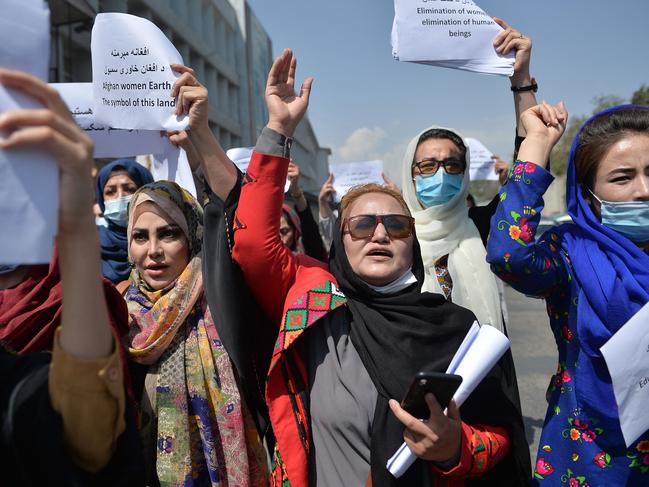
487 161 649 486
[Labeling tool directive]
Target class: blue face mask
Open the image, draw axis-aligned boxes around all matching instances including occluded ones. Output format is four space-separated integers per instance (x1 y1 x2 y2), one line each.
415 171 464 208
590 190 649 243
103 195 132 228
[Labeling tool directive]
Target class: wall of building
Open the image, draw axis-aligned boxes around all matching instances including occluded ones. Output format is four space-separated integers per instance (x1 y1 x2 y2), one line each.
48 0 330 196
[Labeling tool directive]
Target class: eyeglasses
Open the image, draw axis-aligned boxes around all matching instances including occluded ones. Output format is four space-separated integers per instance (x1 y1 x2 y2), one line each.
343 214 415 239
412 157 465 177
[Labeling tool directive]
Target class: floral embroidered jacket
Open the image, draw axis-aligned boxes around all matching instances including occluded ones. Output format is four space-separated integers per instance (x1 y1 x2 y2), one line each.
486 161 649 486
232 151 511 487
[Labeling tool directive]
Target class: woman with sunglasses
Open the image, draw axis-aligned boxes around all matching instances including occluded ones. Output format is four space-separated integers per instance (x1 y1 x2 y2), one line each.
225 48 530 487
399 19 535 333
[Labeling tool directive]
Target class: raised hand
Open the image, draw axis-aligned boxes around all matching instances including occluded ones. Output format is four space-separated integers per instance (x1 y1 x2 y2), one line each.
170 64 208 132
493 18 532 84
389 394 462 463
266 49 314 138
169 64 237 200
518 101 569 168
0 68 111 360
0 68 95 235
382 173 401 194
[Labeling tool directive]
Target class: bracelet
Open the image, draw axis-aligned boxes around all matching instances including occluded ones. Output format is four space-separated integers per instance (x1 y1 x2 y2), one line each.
511 78 538 93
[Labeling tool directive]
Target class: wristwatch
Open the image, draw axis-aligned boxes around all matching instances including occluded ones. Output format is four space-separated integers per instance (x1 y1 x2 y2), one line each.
511 77 538 93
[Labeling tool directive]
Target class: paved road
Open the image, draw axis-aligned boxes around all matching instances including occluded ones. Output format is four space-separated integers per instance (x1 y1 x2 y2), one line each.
504 284 558 464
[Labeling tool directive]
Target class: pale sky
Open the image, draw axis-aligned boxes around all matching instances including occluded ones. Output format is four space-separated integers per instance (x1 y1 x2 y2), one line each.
247 0 649 180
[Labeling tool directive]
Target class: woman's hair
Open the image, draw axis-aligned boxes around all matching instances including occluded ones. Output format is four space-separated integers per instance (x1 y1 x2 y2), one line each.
415 128 467 164
339 184 412 227
575 107 649 189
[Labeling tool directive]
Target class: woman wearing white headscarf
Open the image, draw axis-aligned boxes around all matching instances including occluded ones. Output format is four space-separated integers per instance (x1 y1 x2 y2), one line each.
400 127 505 330
399 19 538 331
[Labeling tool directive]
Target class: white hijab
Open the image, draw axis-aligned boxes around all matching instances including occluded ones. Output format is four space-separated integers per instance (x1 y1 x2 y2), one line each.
400 126 503 331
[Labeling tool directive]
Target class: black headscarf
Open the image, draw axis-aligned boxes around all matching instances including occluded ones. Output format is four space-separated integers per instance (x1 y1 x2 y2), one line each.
329 220 530 486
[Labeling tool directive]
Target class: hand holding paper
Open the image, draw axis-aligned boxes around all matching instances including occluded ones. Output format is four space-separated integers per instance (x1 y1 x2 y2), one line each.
0 0 56 265
392 0 514 76
387 322 511 477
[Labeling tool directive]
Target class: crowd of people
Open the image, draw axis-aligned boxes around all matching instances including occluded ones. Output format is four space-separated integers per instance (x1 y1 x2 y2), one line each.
1 16 648 487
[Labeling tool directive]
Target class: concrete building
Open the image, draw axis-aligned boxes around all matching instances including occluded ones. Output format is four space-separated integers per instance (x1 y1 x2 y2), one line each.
48 0 329 195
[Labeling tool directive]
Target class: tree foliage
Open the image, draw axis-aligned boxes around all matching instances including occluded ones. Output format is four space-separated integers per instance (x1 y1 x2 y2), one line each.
631 85 649 106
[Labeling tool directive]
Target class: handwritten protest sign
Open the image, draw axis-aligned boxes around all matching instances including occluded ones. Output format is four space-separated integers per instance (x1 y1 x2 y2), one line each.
392 0 514 75
466 137 498 181
0 0 57 265
329 160 384 203
51 82 166 158
601 303 649 447
91 13 189 131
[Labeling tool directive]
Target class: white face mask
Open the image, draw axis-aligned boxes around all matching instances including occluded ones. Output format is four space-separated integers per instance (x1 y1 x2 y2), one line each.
589 189 649 243
103 195 132 228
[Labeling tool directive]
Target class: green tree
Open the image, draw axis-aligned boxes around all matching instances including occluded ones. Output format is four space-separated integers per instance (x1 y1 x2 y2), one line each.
631 85 649 106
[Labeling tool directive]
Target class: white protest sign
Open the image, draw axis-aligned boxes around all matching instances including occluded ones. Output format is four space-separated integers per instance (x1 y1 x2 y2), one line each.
392 0 514 76
466 137 498 181
51 82 166 158
91 13 189 131
601 302 649 447
226 147 291 193
0 0 57 265
137 139 197 198
329 160 384 203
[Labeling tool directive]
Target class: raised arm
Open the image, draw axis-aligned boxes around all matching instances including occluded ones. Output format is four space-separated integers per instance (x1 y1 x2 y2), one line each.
493 19 537 138
0 68 124 471
232 49 314 322
487 102 571 298
170 64 238 201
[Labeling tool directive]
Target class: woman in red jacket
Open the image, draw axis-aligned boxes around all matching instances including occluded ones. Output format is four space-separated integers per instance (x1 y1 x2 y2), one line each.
225 49 530 487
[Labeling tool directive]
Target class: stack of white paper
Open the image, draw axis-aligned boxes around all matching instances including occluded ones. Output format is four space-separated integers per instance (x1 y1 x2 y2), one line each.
226 147 291 193
391 0 514 76
387 322 510 477
329 160 384 203
466 137 499 182
0 0 57 265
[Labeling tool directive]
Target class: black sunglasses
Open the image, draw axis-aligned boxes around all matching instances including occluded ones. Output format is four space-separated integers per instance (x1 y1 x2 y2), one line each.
343 214 415 239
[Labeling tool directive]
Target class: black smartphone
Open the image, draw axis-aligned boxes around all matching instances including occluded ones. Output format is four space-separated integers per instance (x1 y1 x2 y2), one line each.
401 371 463 419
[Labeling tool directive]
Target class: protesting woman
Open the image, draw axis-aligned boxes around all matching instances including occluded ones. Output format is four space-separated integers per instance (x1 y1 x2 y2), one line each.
487 102 649 484
120 64 268 486
228 48 530 487
398 20 534 332
96 159 154 284
0 68 142 485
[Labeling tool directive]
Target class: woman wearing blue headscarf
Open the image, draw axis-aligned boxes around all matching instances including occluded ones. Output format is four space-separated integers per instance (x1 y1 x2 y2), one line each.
95 159 154 284
487 102 649 485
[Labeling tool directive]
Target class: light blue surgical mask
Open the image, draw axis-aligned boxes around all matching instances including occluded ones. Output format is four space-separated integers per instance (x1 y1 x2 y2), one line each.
590 190 649 243
415 171 463 208
103 195 132 228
